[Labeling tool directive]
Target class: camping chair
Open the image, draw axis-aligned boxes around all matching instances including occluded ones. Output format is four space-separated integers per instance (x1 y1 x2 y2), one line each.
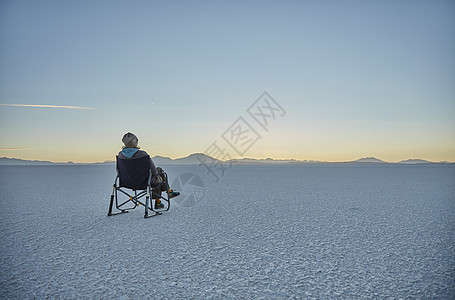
108 155 171 218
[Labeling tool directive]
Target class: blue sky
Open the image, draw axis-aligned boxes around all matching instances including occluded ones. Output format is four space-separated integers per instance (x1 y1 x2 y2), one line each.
1 0 454 162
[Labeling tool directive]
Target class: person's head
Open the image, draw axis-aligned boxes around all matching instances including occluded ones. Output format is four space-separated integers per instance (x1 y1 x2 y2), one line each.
122 132 139 149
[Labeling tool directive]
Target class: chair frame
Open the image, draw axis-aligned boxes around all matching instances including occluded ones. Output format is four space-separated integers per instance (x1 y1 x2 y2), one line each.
108 155 170 218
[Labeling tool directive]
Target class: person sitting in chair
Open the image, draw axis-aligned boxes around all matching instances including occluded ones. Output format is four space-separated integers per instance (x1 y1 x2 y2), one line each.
118 132 180 209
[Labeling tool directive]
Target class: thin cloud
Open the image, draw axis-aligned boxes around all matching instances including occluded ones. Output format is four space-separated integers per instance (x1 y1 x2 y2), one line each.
0 148 31 151
0 104 93 110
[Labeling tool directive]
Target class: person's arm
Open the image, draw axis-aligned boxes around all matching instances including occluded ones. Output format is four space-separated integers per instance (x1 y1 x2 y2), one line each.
149 157 157 178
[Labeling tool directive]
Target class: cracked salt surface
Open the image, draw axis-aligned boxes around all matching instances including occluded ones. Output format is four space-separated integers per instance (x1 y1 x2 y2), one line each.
0 164 454 299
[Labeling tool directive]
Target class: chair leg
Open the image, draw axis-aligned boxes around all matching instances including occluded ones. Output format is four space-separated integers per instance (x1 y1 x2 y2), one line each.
145 185 151 218
108 185 131 216
144 194 149 218
108 185 115 216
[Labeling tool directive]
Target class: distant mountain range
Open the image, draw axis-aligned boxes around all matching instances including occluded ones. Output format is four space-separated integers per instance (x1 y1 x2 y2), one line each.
0 154 453 166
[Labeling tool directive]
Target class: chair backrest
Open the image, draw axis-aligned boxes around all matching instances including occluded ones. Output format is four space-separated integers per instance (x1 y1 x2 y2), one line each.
116 155 151 190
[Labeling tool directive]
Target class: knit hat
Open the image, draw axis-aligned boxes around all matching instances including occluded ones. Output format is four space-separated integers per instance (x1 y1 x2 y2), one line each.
122 132 139 148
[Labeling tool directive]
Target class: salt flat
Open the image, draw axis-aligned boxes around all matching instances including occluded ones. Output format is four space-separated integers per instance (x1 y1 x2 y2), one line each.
0 164 454 299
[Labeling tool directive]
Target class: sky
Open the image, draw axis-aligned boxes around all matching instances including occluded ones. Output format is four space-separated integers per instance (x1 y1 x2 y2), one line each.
0 0 454 163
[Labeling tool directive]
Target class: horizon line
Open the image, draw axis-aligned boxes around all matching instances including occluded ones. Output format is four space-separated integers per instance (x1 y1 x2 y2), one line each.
0 155 453 165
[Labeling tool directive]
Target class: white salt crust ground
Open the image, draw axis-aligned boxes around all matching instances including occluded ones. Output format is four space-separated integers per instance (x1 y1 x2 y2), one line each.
0 164 454 299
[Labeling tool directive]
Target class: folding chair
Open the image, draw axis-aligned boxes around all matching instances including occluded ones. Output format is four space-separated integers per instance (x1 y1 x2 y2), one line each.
108 155 170 218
